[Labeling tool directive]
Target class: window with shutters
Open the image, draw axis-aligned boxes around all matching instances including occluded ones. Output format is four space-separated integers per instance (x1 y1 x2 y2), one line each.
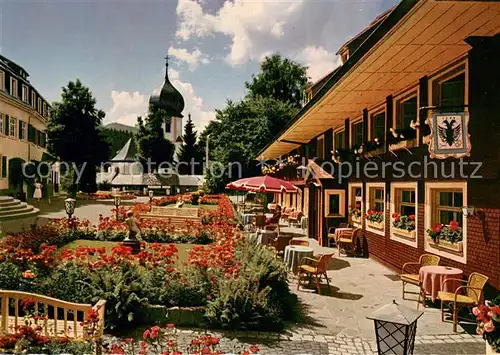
0 113 3 135
351 120 363 147
370 111 385 143
22 85 29 103
10 78 18 98
9 117 17 137
1 156 7 178
0 71 4 91
19 121 27 140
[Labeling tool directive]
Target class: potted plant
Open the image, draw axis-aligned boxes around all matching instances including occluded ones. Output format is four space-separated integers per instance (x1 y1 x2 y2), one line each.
474 296 500 354
349 203 362 225
366 209 384 230
426 221 463 253
392 212 416 240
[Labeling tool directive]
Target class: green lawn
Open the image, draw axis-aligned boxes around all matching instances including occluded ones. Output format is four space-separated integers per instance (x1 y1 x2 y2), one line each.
165 203 218 211
62 240 195 264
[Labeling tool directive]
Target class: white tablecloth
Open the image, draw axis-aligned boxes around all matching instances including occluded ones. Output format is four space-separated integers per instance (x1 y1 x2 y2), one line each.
242 213 256 226
284 245 314 274
253 229 278 245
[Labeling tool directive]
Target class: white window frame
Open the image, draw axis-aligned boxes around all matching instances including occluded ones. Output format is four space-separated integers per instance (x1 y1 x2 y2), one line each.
0 71 4 91
32 92 36 108
348 182 363 227
390 182 418 248
10 78 18 97
19 121 27 141
22 84 29 103
424 181 467 263
365 182 386 236
324 189 346 218
37 98 42 114
9 117 17 138
350 118 363 147
428 59 468 110
0 113 3 135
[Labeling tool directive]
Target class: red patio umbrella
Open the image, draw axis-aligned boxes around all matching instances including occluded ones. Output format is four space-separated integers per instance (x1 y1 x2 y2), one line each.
226 175 298 193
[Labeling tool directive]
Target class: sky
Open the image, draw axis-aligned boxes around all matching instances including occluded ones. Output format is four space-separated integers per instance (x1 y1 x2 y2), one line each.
0 0 398 132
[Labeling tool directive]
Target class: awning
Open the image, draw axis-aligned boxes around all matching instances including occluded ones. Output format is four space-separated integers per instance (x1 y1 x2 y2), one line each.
257 0 500 160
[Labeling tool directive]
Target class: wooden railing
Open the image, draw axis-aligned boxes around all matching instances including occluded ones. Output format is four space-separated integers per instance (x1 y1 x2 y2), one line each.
0 290 105 342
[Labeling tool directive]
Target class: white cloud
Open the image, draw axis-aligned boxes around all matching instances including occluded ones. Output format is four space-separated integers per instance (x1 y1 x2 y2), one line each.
297 46 341 82
105 91 148 126
168 46 210 71
105 70 215 132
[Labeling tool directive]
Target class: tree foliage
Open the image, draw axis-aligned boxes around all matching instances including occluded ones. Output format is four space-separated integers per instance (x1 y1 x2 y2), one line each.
245 53 309 109
177 114 203 174
135 107 175 170
46 79 108 194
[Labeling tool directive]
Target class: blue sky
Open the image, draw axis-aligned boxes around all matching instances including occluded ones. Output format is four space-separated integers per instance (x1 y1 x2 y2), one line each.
1 0 398 131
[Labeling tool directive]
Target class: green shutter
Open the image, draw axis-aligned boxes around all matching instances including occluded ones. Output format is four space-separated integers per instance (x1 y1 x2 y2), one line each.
4 115 9 136
41 133 46 147
18 121 23 140
1 156 7 178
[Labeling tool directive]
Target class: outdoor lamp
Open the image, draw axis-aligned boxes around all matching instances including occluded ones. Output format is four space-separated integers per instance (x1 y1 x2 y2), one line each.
114 194 121 220
367 300 423 355
64 198 76 219
462 205 475 218
148 190 154 203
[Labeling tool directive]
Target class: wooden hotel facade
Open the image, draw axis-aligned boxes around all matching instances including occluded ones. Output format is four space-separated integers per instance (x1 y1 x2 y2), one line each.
257 0 500 289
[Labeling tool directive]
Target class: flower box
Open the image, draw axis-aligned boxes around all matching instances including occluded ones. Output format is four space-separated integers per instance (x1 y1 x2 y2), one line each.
393 228 416 240
367 220 384 230
351 215 361 225
429 239 464 253
389 139 417 152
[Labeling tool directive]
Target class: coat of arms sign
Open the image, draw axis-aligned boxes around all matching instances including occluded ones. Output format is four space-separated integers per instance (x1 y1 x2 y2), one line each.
425 112 471 159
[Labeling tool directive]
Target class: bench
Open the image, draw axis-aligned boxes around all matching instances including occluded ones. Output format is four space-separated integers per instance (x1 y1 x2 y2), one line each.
0 290 105 343
140 206 201 227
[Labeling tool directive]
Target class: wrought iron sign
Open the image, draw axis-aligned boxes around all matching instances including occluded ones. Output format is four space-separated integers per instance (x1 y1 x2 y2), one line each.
425 112 471 159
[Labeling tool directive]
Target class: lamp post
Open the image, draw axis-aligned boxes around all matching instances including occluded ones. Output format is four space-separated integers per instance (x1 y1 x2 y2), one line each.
114 194 121 220
148 190 154 203
64 198 76 219
367 300 423 355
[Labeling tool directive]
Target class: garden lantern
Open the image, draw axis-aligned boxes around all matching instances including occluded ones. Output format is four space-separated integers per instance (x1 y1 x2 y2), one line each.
64 198 76 219
114 194 121 220
148 190 154 203
367 300 423 355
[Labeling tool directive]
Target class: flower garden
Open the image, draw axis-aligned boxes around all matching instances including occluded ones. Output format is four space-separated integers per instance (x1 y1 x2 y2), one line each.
0 194 298 354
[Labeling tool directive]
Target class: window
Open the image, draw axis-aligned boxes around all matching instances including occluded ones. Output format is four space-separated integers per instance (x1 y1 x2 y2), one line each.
22 85 28 102
348 183 363 226
32 92 37 108
9 117 17 137
395 95 418 130
43 103 47 117
425 182 467 263
440 73 465 109
10 78 18 97
371 112 385 142
334 130 345 150
1 156 7 178
366 183 385 234
19 121 27 140
37 98 42 114
0 71 4 91
316 137 324 160
0 113 3 135
324 190 345 217
352 121 363 147
390 183 418 246
165 121 171 133
436 191 463 227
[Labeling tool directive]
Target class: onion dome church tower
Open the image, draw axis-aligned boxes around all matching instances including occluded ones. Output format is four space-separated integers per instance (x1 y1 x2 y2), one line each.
149 56 185 159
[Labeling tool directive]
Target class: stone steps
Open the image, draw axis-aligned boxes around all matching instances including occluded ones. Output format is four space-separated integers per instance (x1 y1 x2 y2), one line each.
0 196 39 221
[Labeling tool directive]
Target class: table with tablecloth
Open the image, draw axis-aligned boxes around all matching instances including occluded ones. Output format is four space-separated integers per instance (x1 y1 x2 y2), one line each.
333 228 353 242
300 216 308 231
241 213 256 226
284 245 314 274
419 265 463 302
252 229 278 246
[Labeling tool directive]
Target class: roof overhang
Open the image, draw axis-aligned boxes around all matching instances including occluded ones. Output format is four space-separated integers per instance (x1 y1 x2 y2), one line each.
257 0 500 160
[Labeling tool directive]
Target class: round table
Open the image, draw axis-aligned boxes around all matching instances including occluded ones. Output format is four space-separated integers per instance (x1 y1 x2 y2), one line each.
300 216 308 231
284 245 314 274
419 265 463 302
254 229 277 246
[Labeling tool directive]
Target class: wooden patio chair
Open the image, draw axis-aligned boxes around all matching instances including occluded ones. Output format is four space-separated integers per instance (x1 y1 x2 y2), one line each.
437 272 489 332
401 254 440 300
297 253 335 295
255 214 266 229
336 228 361 256
289 239 310 247
288 211 303 227
327 223 349 246
274 235 293 256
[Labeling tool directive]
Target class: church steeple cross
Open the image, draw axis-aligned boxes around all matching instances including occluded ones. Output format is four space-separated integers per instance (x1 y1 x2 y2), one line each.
165 55 170 66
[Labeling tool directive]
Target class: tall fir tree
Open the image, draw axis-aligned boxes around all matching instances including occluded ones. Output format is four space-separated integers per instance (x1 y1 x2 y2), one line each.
177 113 202 174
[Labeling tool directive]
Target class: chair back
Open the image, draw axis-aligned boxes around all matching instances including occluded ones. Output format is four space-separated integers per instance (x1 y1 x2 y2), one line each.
255 214 266 228
338 223 349 228
420 254 440 267
289 239 309 247
466 272 489 303
316 253 335 273
275 235 293 252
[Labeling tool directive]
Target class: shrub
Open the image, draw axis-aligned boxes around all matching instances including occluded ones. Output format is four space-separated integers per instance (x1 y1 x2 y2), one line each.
191 191 200 205
0 261 22 290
